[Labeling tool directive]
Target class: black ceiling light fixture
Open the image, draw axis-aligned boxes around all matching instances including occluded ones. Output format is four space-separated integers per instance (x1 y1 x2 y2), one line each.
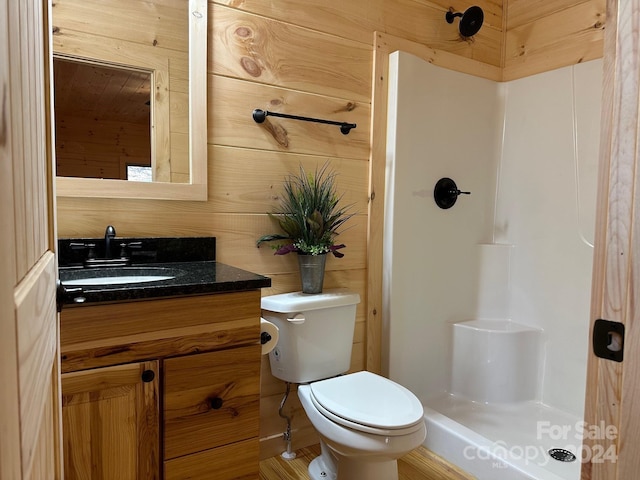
445 6 484 38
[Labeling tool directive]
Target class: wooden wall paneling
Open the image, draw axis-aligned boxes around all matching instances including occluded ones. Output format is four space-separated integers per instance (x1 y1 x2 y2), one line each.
260 269 367 298
169 90 189 134
259 391 303 441
169 132 189 182
215 213 367 275
152 64 173 182
52 61 152 124
213 0 384 45
260 426 318 463
208 146 369 214
52 29 185 78
508 0 593 29
168 88 189 182
55 118 151 180
258 387 318 461
52 0 188 53
373 31 503 81
260 358 287 398
210 76 370 159
56 118 151 154
55 201 214 236
55 209 366 274
382 0 503 68
56 155 120 180
503 0 605 81
55 153 369 218
412 0 504 28
210 5 372 101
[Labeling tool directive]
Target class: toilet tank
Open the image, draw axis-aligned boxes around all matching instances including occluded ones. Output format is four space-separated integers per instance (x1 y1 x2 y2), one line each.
261 289 360 383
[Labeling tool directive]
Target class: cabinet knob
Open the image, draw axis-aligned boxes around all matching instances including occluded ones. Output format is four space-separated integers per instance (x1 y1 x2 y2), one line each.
141 370 155 383
209 397 224 410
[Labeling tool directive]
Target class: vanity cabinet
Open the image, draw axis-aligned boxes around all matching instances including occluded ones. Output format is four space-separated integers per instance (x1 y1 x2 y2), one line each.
60 290 262 480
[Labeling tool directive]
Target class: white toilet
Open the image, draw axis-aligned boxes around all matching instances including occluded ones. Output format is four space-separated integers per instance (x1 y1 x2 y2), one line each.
261 289 426 480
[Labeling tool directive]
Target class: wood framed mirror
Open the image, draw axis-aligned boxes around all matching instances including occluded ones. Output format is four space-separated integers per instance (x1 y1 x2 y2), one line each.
52 0 207 201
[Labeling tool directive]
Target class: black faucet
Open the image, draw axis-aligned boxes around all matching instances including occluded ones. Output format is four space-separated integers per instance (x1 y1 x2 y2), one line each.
104 225 116 259
81 225 129 267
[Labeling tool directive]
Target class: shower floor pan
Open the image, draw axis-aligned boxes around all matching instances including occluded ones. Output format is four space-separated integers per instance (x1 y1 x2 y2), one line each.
423 394 584 480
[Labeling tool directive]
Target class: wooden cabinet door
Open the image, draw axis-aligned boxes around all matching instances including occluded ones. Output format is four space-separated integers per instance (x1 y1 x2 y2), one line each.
61 361 160 480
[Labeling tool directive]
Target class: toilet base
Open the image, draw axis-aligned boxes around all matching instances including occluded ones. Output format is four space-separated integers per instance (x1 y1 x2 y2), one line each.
308 440 399 480
308 440 337 480
309 456 337 480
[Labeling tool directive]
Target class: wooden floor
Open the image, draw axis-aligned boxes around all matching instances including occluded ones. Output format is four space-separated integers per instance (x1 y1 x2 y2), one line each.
259 444 476 480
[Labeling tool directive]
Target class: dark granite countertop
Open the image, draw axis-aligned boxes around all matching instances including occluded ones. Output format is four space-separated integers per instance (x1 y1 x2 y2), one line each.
58 260 271 306
57 236 270 307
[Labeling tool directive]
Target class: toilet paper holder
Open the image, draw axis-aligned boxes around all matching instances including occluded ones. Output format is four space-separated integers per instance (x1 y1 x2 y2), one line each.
260 317 279 355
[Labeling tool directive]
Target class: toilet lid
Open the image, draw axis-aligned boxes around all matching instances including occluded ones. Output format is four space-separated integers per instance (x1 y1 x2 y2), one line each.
309 371 424 433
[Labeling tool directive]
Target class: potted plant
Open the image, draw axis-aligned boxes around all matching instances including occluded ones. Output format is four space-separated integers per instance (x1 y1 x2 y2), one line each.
257 163 354 293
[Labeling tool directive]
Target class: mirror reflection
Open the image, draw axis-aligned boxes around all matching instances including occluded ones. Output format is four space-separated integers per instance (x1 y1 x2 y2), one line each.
54 58 153 181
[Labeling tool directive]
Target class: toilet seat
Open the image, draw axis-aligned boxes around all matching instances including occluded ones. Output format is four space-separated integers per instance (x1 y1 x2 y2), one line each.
309 371 424 437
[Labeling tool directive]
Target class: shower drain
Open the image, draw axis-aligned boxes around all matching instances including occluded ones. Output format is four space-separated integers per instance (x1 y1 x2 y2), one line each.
548 448 577 462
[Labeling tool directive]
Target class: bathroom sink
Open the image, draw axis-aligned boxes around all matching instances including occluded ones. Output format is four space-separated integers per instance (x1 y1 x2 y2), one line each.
63 275 175 286
59 266 182 287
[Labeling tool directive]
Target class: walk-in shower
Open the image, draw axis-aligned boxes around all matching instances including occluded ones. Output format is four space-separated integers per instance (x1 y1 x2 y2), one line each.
383 51 602 480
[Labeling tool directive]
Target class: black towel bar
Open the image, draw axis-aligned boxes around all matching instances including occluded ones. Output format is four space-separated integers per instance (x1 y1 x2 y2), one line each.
252 108 356 135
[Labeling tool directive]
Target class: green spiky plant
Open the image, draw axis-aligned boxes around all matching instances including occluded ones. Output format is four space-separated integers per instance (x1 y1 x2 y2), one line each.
257 163 354 257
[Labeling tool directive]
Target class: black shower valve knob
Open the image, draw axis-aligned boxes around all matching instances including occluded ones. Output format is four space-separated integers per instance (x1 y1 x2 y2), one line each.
434 177 471 209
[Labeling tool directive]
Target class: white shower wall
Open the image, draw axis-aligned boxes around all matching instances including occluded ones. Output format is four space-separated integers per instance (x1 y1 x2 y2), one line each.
384 51 601 417
496 60 601 413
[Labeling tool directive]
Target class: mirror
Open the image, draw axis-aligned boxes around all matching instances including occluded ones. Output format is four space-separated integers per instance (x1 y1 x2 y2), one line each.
52 0 207 200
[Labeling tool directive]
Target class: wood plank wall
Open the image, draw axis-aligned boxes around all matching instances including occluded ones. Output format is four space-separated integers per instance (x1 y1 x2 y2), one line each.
56 0 605 460
503 0 606 80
